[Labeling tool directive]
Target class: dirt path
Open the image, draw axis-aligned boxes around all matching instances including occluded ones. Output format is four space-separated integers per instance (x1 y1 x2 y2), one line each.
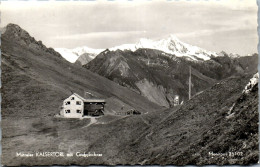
140 115 151 126
145 131 154 144
97 115 129 125
82 117 97 128
138 115 155 146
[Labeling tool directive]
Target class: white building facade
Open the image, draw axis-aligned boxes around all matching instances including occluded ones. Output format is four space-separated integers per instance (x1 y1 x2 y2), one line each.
60 93 84 118
60 93 106 118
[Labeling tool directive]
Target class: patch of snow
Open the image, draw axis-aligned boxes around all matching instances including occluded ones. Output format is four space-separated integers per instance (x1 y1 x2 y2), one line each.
229 53 241 58
226 103 236 119
226 112 235 119
243 73 259 94
103 50 109 54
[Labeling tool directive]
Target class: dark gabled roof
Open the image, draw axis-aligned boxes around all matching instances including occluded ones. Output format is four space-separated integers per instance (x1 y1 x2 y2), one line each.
73 93 106 103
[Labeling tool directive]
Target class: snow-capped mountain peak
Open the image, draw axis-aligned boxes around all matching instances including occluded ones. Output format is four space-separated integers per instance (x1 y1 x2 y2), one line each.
109 44 136 52
56 34 220 63
72 46 104 56
55 47 104 63
134 34 217 61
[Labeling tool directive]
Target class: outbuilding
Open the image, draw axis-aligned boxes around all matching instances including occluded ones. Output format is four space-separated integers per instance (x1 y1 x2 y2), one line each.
60 93 106 118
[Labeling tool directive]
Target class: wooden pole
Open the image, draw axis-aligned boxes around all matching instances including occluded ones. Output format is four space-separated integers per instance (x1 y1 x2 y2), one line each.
189 66 191 100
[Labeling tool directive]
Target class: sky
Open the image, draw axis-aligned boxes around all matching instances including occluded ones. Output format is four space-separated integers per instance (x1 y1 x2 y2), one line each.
1 0 258 55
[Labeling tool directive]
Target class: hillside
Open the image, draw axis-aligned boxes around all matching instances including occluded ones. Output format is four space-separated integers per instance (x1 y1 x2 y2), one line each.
85 48 257 107
116 74 258 165
1 24 163 165
169 73 259 165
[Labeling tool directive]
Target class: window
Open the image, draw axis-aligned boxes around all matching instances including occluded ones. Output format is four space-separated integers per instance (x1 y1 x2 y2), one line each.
76 101 81 105
65 110 70 113
76 110 81 114
71 97 75 100
65 101 70 105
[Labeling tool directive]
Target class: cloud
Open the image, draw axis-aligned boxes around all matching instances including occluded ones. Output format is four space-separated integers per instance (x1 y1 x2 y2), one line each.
52 30 147 40
175 26 257 39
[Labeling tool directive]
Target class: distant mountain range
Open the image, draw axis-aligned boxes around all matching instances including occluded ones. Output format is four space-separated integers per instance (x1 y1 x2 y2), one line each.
55 35 255 66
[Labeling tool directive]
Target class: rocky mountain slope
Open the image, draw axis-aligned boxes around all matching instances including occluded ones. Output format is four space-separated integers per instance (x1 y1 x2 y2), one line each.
2 23 61 58
74 52 97 65
84 48 257 107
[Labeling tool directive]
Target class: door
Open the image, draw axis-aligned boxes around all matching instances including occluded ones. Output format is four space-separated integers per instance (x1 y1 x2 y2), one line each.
83 103 90 116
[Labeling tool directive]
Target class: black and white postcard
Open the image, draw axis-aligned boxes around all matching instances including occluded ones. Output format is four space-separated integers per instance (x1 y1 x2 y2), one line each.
1 0 259 166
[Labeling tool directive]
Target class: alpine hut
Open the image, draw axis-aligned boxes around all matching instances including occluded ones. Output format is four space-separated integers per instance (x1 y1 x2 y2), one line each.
60 93 106 118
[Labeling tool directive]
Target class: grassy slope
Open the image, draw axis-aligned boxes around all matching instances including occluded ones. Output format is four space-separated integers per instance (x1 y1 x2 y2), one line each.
114 75 258 165
177 79 259 165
